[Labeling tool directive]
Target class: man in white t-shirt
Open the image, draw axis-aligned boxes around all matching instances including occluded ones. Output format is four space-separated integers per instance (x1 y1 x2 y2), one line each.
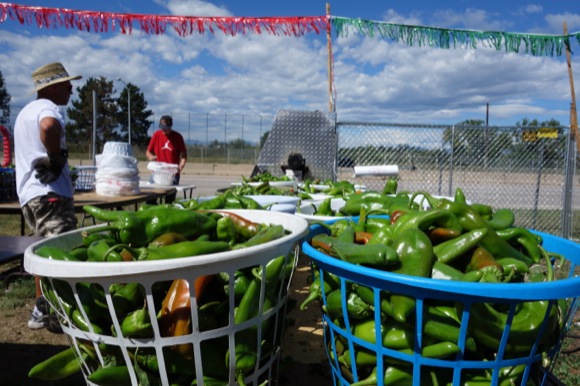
14 62 82 331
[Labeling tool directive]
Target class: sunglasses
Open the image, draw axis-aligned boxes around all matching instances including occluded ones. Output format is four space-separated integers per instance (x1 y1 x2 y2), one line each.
159 124 172 129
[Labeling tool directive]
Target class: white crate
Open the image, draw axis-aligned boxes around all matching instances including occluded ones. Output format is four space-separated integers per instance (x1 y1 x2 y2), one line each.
74 166 97 191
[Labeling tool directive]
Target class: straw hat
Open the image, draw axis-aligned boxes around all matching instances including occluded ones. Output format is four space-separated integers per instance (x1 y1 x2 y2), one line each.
31 62 82 93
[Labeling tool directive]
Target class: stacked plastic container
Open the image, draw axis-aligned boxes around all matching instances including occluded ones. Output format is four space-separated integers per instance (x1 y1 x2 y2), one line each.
95 142 140 196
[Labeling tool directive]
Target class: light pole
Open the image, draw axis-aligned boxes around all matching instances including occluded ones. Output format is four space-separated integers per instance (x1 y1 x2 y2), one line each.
116 78 131 144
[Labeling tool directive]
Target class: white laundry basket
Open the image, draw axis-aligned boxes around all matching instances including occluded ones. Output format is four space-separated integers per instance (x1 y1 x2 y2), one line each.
24 210 309 386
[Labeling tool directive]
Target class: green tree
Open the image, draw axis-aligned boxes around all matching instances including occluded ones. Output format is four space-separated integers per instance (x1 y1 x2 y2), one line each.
228 138 253 149
117 83 152 147
66 76 118 154
0 70 11 125
259 130 269 148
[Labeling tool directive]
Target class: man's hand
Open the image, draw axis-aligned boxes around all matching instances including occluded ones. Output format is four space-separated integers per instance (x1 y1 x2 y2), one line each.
33 151 67 184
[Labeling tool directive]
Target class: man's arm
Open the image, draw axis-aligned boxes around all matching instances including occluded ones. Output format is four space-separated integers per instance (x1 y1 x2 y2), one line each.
39 116 62 154
178 152 187 172
146 149 157 161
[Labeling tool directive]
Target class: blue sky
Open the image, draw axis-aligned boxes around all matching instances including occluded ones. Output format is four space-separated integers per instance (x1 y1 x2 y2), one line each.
1 0 580 144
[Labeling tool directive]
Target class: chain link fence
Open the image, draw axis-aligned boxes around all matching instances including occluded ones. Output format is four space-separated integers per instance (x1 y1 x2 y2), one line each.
4 109 577 238
336 122 578 239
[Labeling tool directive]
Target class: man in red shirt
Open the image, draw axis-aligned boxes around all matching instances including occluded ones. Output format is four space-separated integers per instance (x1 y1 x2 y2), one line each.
146 115 187 185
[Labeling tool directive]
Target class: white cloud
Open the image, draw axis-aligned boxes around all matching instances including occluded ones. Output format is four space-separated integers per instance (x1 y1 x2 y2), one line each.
2 1 579 134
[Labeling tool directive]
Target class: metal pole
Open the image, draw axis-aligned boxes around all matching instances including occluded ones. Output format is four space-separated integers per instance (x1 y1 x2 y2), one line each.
448 126 455 196
562 128 575 238
128 91 131 145
92 90 97 165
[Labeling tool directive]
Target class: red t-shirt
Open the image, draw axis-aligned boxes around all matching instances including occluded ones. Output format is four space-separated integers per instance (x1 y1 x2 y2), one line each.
147 129 187 166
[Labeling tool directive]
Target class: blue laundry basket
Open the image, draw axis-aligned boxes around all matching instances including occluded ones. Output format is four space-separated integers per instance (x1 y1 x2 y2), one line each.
301 218 580 386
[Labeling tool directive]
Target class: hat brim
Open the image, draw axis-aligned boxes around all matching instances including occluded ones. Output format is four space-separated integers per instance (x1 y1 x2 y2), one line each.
30 75 82 94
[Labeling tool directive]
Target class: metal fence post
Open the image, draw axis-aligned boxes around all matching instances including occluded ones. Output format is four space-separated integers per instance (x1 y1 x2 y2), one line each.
562 129 575 238
448 125 455 196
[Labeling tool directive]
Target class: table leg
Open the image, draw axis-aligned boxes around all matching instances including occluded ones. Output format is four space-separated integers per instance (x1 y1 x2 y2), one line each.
20 213 25 236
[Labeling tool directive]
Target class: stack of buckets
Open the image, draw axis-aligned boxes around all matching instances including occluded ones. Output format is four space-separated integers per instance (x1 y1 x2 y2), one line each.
95 142 141 196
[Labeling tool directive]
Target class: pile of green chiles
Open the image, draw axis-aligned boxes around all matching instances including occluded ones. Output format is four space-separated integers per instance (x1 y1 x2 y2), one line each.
29 205 294 386
303 180 569 386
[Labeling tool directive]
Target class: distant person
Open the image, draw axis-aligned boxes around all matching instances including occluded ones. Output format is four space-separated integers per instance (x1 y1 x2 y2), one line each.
146 115 187 185
14 62 82 332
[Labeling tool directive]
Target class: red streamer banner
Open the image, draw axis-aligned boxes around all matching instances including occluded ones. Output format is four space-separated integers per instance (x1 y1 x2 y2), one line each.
0 2 328 37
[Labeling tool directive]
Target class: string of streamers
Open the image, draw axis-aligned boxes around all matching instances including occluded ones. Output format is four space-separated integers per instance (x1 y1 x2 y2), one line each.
332 16 580 57
0 3 328 37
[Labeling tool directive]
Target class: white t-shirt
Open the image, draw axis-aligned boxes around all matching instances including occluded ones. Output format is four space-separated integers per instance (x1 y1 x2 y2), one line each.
14 98 73 207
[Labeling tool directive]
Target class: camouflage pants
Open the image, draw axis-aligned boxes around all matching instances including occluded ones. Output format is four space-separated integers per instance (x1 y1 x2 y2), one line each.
22 193 77 237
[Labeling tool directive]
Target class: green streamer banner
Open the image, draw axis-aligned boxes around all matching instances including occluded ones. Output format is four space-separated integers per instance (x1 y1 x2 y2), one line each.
332 16 580 57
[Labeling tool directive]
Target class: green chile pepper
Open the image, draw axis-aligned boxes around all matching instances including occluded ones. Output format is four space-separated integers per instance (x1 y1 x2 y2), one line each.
120 307 153 338
28 347 85 380
134 240 230 261
232 224 286 250
315 197 333 216
382 177 398 195
311 234 399 267
485 208 515 230
422 306 478 352
228 255 286 381
495 227 543 263
465 299 559 354
70 246 89 261
87 365 131 386
470 203 493 220
351 365 413 386
189 194 227 210
363 217 391 234
83 205 217 247
300 275 337 310
351 317 414 349
430 261 484 282
412 191 534 266
219 270 251 301
81 232 115 248
390 229 434 322
432 227 488 264
323 289 373 320
233 194 262 210
392 208 462 239
35 246 79 261
87 239 125 262
340 192 410 216
216 216 237 246
190 376 228 385
111 282 145 315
